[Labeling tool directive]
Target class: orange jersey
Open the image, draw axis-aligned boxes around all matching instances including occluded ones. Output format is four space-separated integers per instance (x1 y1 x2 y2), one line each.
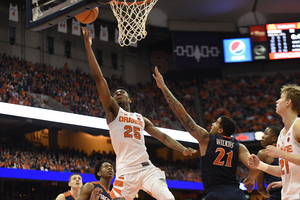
277 117 300 200
108 107 149 176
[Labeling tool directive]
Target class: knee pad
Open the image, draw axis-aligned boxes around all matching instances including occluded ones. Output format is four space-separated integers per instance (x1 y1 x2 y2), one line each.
151 179 175 200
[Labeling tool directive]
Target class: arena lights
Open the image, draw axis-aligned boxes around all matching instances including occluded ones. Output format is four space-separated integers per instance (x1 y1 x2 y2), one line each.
0 102 198 144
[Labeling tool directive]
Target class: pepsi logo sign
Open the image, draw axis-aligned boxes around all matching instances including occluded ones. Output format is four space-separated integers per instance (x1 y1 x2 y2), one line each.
229 40 246 55
223 38 252 63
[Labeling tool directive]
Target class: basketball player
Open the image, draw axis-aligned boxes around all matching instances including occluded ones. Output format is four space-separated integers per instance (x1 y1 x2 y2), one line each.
256 126 281 200
55 174 83 200
77 159 114 200
248 84 300 200
82 27 197 200
152 66 260 200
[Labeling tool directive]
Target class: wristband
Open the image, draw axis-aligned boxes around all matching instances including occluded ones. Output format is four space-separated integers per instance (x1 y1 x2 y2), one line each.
257 161 268 171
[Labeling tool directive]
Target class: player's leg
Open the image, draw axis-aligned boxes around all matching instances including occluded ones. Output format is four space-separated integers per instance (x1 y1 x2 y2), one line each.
141 166 175 200
150 178 174 200
110 173 142 200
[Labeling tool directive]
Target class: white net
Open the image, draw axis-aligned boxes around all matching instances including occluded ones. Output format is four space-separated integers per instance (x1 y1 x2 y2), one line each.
109 0 158 47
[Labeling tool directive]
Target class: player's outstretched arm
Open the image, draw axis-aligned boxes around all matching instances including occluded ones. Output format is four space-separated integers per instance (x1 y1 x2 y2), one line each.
255 149 270 198
239 144 260 193
152 66 209 144
82 27 118 117
247 153 281 177
144 117 197 156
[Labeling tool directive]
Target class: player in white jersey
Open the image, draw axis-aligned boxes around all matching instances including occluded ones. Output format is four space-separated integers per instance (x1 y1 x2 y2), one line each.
248 84 300 200
82 27 197 200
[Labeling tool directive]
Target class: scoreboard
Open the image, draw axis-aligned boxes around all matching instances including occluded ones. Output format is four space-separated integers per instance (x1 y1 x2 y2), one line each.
266 22 300 60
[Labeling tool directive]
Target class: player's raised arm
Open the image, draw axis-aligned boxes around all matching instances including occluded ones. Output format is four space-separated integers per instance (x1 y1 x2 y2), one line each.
152 66 209 144
82 27 119 122
143 117 197 156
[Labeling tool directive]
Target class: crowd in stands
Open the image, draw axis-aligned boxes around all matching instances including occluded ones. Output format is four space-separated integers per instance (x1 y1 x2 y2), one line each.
1 53 298 134
197 74 300 132
0 53 196 130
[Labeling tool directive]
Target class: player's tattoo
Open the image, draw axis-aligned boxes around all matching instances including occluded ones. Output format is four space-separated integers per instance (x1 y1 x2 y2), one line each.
162 88 209 139
180 115 209 139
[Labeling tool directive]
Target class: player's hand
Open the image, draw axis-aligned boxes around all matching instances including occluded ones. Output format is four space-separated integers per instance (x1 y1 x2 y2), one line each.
182 147 197 156
90 187 102 200
265 145 280 158
152 66 167 90
266 181 282 191
81 26 92 48
247 154 260 168
243 177 255 193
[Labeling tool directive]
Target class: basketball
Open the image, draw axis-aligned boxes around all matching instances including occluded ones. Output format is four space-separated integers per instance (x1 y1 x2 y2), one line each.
75 7 99 24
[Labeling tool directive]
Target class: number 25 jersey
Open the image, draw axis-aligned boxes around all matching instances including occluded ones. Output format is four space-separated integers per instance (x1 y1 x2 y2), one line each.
109 107 149 177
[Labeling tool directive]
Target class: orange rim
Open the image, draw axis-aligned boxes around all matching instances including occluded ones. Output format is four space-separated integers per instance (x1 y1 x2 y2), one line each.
109 0 154 6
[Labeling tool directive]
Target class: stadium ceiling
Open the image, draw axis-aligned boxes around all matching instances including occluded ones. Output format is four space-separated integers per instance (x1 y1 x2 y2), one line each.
7 0 300 27
155 0 300 24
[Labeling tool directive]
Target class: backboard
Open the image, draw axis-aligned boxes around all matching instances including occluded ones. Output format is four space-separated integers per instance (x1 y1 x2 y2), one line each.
26 0 109 31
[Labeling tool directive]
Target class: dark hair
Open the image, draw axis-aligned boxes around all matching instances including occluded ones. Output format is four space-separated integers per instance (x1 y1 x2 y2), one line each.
69 173 81 182
267 126 281 138
93 159 113 181
114 87 132 98
219 116 236 137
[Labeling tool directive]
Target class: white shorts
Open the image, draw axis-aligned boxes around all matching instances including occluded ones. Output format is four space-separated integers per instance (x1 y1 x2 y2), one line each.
110 165 166 200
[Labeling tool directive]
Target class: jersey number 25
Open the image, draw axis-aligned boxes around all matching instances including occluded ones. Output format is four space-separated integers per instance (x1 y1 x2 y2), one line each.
124 125 141 139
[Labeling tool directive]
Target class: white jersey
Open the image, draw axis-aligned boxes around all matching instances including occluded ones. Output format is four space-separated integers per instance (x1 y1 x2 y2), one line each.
277 117 300 200
108 107 150 176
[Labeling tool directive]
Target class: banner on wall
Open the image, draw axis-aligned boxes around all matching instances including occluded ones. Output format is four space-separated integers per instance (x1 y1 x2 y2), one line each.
9 3 18 22
72 19 81 36
100 25 109 41
57 20 67 33
86 23 95 38
172 32 221 69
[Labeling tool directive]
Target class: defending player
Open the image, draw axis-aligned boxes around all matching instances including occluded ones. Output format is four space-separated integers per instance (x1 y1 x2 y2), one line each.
55 174 83 200
82 27 197 200
248 84 300 200
256 126 281 200
77 159 114 200
153 66 260 200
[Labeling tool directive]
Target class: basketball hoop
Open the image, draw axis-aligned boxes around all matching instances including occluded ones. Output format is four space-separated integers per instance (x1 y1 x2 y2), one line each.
109 0 158 47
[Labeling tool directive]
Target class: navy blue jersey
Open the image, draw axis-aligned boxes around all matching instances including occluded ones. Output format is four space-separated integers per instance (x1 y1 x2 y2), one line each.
265 158 282 200
63 191 75 200
200 134 240 194
91 181 112 200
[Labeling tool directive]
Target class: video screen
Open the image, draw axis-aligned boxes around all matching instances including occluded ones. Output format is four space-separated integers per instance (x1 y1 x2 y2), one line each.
266 22 300 60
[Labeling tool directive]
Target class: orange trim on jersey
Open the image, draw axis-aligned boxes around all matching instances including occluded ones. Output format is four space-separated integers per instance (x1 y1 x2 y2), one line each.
147 191 153 197
91 181 110 193
64 191 76 200
111 188 122 199
113 179 124 187
110 190 117 199
221 135 232 139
